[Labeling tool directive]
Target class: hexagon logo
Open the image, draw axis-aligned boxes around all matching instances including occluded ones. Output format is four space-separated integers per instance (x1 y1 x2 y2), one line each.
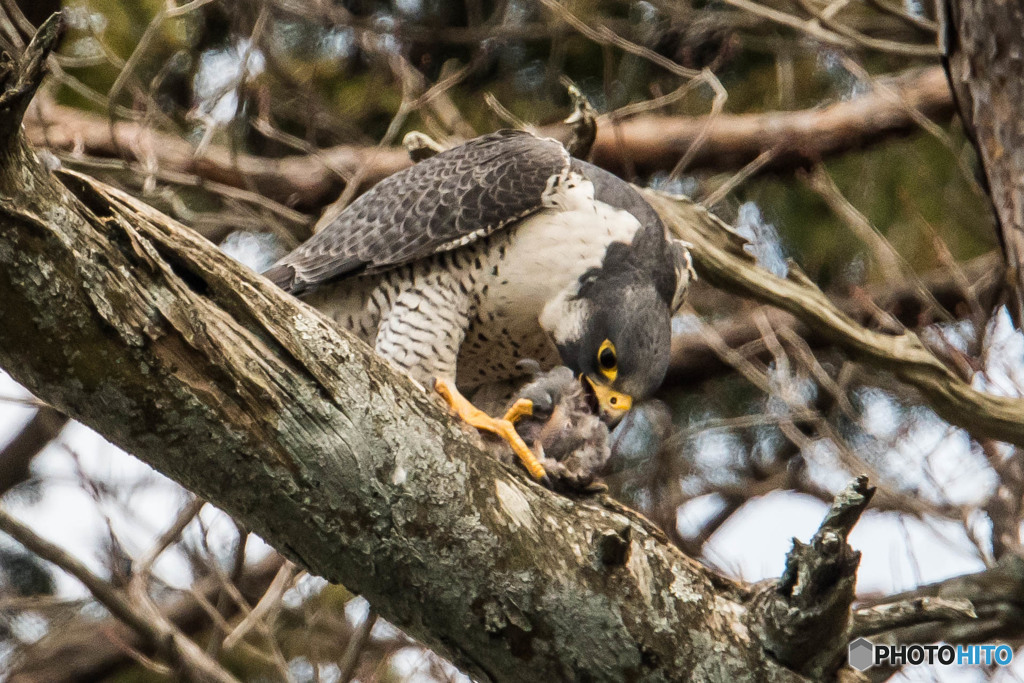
848 637 875 671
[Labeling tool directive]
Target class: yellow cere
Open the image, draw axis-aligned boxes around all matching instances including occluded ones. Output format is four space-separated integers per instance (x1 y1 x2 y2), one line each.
586 378 633 414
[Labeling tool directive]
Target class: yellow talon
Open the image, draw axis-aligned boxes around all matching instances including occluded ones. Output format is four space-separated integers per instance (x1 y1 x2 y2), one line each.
502 398 534 424
435 379 548 482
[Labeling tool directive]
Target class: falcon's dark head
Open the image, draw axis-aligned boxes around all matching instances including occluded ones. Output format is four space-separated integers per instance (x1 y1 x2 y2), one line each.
543 221 693 425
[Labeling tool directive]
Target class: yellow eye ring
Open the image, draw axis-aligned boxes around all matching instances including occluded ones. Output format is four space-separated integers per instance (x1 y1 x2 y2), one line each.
597 339 617 382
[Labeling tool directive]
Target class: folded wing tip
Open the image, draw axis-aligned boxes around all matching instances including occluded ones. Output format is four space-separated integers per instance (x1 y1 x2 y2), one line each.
262 263 299 293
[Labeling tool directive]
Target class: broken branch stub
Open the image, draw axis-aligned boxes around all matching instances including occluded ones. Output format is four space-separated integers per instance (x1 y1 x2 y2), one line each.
750 476 875 679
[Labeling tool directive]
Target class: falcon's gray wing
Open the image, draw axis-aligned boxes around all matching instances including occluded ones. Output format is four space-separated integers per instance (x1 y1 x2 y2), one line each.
264 129 570 294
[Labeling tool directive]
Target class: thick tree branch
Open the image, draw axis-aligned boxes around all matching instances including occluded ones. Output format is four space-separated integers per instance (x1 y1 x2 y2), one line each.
851 597 976 639
23 66 952 212
589 66 951 178
0 18 807 682
855 552 1024 645
667 252 1002 385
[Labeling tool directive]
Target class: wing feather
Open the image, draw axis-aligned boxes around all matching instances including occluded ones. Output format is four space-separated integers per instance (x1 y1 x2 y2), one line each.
265 130 569 293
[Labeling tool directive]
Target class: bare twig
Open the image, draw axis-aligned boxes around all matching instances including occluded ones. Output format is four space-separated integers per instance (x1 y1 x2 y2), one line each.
0 405 67 494
0 508 153 637
7 553 282 682
722 0 938 56
865 0 938 33
669 69 728 180
668 252 1002 385
701 147 778 207
135 496 205 576
793 0 938 56
221 560 299 649
24 67 954 210
106 0 216 108
338 608 378 683
0 506 244 682
483 92 532 130
647 192 1024 451
539 0 701 79
802 164 952 321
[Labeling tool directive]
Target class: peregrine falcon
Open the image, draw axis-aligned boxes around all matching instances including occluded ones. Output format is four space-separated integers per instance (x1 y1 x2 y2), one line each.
263 130 693 483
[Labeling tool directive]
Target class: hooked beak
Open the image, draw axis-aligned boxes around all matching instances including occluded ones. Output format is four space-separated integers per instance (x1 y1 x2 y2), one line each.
582 375 633 425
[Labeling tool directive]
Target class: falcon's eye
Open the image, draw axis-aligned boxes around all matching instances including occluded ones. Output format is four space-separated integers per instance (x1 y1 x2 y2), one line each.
597 339 618 381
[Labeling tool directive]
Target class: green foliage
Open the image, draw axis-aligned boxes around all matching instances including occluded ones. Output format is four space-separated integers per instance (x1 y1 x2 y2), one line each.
58 0 196 114
743 132 992 287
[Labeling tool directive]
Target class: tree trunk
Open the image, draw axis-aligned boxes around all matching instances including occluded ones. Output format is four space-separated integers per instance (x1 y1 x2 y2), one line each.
945 0 1024 323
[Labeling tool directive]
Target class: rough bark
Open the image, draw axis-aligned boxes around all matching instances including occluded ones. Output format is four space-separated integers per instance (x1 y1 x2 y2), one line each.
23 66 952 212
750 477 874 680
0 17 808 682
946 0 1024 324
